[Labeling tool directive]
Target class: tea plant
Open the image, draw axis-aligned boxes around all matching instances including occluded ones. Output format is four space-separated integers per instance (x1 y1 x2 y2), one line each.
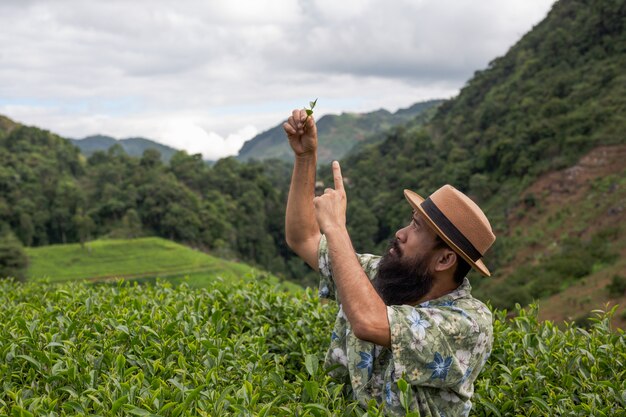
0 278 624 416
305 99 317 121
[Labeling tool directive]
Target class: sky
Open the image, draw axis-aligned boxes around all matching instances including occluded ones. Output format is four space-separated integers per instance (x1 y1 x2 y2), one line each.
0 0 556 160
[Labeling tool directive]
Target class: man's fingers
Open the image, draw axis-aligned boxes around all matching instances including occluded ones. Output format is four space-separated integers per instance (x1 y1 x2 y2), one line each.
332 161 344 191
292 109 304 126
283 122 296 135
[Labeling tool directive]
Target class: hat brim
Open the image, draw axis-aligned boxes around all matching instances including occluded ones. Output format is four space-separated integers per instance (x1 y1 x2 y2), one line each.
404 189 491 277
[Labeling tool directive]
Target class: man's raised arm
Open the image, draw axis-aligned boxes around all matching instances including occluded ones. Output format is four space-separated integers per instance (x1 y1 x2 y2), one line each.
283 109 322 270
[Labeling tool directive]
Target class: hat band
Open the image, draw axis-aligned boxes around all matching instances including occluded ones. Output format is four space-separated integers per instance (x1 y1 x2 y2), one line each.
421 198 482 262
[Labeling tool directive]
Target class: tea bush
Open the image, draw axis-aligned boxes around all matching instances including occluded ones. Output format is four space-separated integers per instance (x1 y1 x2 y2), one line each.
0 279 624 416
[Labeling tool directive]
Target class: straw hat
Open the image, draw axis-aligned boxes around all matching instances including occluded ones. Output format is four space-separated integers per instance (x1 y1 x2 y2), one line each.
404 185 496 276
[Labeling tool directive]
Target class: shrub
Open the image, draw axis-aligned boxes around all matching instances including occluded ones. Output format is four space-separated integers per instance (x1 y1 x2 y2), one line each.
607 275 626 297
0 229 28 281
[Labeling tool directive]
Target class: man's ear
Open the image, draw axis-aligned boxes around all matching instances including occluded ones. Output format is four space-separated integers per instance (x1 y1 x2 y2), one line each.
434 248 457 273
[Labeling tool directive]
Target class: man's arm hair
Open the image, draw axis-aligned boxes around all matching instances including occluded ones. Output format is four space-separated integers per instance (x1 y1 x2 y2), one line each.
284 110 321 270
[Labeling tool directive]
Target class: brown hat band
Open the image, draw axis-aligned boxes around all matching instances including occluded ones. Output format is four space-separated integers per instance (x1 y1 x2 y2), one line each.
421 198 482 262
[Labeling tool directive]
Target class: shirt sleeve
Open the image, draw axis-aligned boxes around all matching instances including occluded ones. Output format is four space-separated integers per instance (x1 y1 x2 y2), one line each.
317 234 382 302
386 304 488 390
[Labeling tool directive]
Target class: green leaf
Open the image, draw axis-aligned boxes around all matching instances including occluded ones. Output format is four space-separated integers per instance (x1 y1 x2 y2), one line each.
16 354 41 371
11 406 34 417
397 378 408 392
123 405 158 416
305 354 318 376
529 396 550 411
303 380 319 402
111 395 128 414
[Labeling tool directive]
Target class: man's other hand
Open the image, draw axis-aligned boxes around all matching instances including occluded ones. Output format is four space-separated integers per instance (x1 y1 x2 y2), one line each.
283 109 318 157
314 161 347 234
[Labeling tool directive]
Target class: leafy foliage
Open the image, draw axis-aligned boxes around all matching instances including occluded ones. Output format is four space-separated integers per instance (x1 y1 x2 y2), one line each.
477 305 626 416
0 279 624 416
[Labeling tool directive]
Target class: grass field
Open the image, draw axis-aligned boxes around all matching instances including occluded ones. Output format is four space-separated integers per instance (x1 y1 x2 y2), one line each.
25 237 299 290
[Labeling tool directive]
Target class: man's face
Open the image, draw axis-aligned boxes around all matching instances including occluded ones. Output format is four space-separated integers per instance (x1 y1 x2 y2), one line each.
389 211 440 264
372 212 441 305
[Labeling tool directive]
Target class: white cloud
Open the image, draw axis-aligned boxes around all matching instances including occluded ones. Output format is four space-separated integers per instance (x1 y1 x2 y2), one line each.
157 119 258 161
0 0 556 158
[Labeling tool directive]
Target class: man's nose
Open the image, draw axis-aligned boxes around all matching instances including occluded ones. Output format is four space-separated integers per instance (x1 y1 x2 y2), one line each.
395 225 409 242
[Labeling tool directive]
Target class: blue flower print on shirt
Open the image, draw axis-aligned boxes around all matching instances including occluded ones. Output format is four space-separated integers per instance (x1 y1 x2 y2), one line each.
449 306 472 320
460 367 473 385
357 351 374 378
384 382 393 405
427 352 453 380
407 310 431 340
319 285 330 298
331 331 339 341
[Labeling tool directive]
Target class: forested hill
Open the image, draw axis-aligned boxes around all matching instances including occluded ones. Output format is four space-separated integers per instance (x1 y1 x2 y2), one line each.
70 135 181 163
429 0 626 197
236 100 442 163
327 0 626 324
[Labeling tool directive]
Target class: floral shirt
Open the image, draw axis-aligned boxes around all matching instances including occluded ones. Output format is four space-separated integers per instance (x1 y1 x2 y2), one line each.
318 235 493 417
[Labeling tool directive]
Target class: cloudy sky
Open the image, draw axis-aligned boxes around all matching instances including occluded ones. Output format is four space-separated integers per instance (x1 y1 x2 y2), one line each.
0 0 556 160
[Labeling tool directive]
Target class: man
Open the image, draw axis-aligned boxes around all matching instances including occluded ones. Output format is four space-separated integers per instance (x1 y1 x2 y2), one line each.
283 109 495 416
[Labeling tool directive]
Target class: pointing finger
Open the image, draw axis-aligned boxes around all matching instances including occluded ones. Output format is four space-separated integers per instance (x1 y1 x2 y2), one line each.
332 161 344 191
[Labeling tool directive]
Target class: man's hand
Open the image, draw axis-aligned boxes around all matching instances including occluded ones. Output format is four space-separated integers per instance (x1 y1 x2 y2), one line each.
314 161 347 234
283 109 317 157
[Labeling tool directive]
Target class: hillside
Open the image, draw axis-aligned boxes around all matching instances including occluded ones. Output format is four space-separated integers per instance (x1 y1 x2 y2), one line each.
237 100 442 163
70 134 181 162
473 144 626 327
26 236 295 290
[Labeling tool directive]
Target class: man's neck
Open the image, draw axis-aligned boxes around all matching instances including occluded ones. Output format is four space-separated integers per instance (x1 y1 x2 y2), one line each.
415 274 458 305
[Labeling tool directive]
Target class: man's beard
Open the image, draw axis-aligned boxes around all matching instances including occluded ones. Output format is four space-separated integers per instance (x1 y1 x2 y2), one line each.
372 239 435 306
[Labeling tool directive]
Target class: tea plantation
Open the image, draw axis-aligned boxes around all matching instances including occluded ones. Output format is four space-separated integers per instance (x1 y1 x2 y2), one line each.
0 278 624 416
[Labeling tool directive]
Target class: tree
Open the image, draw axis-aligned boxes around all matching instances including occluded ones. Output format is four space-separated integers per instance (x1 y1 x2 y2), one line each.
122 209 142 239
73 209 95 248
0 229 28 281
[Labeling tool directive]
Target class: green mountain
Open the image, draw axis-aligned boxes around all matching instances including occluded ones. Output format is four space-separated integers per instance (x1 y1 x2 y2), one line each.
70 135 181 162
237 100 442 163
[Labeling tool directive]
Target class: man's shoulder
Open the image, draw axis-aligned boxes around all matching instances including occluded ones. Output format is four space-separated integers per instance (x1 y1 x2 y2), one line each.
418 285 493 331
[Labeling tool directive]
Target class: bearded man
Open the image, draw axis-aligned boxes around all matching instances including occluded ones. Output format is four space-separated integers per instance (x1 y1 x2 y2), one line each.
283 109 495 417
